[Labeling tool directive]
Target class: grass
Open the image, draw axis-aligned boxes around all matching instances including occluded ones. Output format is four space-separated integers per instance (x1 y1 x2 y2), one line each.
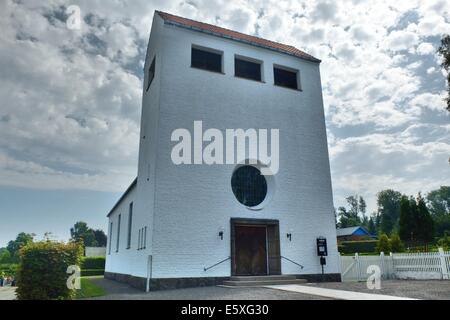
75 276 106 299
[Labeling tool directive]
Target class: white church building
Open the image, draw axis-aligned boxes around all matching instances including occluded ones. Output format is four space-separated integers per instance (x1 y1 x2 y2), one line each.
105 11 340 291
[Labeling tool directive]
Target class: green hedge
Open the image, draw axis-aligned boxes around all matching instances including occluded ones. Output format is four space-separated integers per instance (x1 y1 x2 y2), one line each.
81 269 105 277
16 241 83 300
80 257 105 270
338 240 378 254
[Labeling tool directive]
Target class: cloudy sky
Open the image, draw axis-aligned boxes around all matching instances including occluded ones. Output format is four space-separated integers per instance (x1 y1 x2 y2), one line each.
0 0 449 246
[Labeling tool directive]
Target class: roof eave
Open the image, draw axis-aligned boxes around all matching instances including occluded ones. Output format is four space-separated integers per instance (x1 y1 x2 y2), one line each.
161 18 321 64
107 178 137 217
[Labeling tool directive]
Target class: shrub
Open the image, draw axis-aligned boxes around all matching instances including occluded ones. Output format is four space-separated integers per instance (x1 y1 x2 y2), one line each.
437 231 450 250
81 269 105 277
390 234 404 253
80 256 105 270
16 241 83 300
376 234 391 253
338 240 378 254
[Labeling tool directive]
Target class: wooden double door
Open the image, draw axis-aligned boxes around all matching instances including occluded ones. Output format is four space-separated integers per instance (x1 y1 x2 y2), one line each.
231 219 281 276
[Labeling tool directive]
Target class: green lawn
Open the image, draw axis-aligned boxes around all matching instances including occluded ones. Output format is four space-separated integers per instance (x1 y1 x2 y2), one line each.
75 276 106 299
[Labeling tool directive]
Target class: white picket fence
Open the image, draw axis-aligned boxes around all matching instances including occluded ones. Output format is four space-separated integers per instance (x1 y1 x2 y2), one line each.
340 248 450 282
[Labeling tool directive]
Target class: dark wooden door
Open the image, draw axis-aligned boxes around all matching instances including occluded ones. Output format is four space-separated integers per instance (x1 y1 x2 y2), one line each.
234 226 267 276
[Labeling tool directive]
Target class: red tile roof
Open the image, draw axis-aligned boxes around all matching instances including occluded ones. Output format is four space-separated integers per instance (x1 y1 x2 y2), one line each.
156 11 321 63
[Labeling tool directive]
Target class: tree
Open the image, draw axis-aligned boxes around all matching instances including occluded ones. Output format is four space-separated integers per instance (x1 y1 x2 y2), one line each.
438 231 450 250
377 190 402 235
6 232 34 259
376 234 391 253
359 196 367 221
416 194 434 244
93 229 107 247
399 195 414 242
0 248 11 263
337 195 367 228
409 196 420 242
427 186 450 237
390 234 404 253
70 221 97 247
367 216 377 235
337 207 358 228
437 35 450 112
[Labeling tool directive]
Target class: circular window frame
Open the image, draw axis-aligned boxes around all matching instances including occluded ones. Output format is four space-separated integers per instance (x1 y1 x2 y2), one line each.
231 160 275 211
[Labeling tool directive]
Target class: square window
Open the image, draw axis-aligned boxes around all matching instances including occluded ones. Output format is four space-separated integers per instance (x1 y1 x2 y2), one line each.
274 66 299 90
191 47 222 73
235 57 262 81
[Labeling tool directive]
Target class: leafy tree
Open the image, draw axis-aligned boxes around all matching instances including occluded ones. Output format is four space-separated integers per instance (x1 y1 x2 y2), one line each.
70 221 97 247
0 248 12 263
399 195 414 241
438 231 450 250
427 186 450 237
93 229 107 247
416 194 434 244
409 196 420 242
359 196 367 221
437 35 450 112
376 234 391 253
337 206 358 228
377 190 402 235
367 216 377 235
6 232 34 260
337 195 368 228
390 234 404 253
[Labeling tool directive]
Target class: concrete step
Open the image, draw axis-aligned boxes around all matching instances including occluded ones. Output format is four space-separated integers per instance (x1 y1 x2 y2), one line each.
223 278 307 287
230 275 297 281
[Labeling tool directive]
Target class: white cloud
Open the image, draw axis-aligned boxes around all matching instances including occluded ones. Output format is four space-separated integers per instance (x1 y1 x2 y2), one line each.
416 42 435 55
427 67 436 74
0 0 449 214
383 30 419 52
409 92 448 111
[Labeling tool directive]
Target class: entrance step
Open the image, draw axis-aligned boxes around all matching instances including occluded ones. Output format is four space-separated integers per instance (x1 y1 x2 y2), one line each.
230 275 297 281
223 276 307 287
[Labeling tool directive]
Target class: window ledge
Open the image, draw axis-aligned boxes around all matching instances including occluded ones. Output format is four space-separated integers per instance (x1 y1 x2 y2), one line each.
273 84 303 92
190 65 225 75
234 75 265 83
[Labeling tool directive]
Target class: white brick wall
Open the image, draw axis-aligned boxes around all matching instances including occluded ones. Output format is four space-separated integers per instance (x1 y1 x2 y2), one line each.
106 13 339 280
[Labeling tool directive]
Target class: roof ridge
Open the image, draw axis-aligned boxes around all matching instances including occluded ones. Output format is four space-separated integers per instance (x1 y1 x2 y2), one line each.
158 11 297 50
156 10 320 63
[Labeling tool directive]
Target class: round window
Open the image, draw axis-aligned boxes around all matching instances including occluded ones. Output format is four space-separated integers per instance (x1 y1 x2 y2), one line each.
231 165 268 207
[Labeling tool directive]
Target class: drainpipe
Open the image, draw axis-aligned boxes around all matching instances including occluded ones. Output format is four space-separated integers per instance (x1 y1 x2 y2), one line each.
146 255 152 292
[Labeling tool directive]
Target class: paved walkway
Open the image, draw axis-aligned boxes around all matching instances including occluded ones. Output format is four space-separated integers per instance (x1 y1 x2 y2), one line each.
88 278 450 300
266 284 417 300
87 277 330 300
305 280 450 300
0 287 16 300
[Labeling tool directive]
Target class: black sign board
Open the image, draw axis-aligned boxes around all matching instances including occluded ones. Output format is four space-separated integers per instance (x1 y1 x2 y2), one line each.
316 237 328 256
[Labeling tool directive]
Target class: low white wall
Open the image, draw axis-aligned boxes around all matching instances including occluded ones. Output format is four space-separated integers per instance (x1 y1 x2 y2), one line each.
85 247 106 257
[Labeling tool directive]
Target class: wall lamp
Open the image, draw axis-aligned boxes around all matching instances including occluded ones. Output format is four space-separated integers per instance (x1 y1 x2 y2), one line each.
218 227 225 240
287 233 292 241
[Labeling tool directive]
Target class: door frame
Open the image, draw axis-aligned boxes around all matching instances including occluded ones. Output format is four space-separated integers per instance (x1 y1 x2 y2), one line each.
230 218 281 276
